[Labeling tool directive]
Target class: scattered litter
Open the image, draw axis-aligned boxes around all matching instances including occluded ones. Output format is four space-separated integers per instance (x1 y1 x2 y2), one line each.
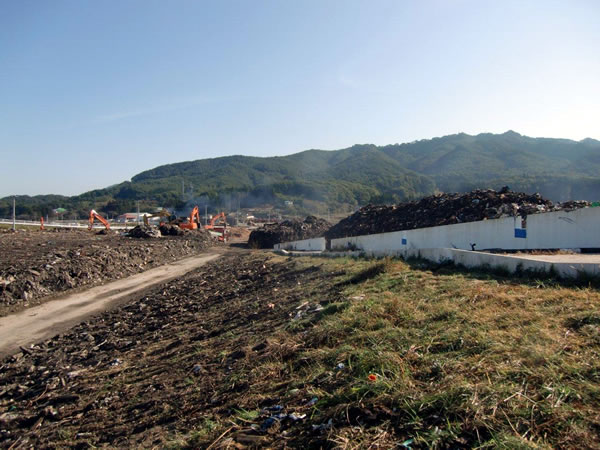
311 418 333 432
400 438 414 448
306 397 318 406
260 417 278 431
368 374 377 381
335 363 345 370
262 405 283 413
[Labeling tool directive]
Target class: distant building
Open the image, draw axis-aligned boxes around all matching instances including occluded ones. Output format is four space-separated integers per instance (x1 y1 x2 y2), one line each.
117 212 151 223
284 200 294 206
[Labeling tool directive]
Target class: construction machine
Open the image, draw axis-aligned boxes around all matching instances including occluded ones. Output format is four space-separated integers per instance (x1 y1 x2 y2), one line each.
204 211 229 242
143 209 175 226
88 209 110 230
204 212 226 229
179 206 201 230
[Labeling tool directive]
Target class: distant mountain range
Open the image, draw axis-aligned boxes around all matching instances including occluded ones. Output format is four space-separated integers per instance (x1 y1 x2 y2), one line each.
3 131 600 219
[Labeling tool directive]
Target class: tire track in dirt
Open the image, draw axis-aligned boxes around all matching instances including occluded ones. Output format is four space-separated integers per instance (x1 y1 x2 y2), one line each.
0 252 222 358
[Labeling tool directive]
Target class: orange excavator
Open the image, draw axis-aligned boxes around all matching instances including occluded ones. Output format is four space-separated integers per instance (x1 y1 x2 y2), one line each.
179 206 201 230
88 209 110 230
204 212 228 242
204 212 226 230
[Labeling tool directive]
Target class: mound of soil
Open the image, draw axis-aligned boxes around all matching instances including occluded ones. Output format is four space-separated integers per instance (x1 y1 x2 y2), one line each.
127 225 161 238
325 188 592 239
0 229 214 315
248 216 331 249
158 224 184 236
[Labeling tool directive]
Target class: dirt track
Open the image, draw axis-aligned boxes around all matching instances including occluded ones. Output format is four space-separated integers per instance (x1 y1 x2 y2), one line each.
0 228 214 315
0 252 222 358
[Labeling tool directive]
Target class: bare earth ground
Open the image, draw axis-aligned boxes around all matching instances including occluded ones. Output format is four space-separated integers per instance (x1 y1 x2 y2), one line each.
0 252 221 359
1 250 600 448
0 228 214 316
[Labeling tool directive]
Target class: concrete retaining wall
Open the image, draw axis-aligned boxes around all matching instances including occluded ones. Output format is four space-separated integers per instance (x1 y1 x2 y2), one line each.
331 207 600 253
274 237 326 252
404 248 600 279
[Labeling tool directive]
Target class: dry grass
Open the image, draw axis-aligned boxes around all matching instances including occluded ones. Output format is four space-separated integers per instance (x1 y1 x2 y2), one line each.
282 256 600 448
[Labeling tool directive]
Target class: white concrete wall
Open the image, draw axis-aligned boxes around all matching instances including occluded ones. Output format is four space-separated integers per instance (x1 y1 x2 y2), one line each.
331 207 600 253
274 237 326 251
405 248 600 279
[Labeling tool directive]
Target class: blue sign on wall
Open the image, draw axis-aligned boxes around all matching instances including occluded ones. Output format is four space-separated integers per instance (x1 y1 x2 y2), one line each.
402 238 407 245
514 228 527 238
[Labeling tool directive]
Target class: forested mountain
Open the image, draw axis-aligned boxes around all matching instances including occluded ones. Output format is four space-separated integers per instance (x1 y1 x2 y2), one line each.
3 131 600 219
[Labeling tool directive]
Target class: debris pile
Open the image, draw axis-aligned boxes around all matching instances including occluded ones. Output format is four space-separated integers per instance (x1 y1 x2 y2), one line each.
159 224 184 236
325 188 592 239
127 225 161 238
0 229 213 314
248 216 331 249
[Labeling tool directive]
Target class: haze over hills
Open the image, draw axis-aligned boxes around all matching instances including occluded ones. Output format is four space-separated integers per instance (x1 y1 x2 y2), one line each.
2 131 600 220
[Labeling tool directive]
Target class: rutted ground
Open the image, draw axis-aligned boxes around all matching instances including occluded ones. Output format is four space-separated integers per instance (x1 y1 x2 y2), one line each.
0 229 214 316
1 253 599 448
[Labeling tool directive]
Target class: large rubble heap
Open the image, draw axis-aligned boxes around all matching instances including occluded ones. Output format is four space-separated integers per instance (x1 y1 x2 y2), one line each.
325 188 591 240
248 216 331 249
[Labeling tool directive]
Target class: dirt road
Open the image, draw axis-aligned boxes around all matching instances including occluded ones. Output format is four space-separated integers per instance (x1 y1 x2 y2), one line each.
0 251 221 358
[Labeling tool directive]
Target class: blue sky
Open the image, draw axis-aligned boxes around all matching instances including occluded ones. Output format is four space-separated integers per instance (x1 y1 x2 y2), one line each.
1 0 599 196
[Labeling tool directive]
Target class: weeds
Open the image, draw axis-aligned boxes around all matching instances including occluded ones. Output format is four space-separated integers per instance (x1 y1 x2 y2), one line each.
290 255 600 448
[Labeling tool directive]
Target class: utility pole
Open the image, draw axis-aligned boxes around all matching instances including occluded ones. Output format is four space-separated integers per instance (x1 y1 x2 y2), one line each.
204 204 208 226
136 201 140 225
182 180 185 202
12 196 16 231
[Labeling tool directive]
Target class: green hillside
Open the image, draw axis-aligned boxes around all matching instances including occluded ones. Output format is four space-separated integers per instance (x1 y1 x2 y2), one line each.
2 131 600 220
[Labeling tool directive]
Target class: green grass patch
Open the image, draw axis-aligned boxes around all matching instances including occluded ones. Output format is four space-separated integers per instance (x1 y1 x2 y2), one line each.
282 255 600 448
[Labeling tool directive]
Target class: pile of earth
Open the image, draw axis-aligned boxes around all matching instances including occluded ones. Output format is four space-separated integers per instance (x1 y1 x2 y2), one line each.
325 188 592 239
228 226 251 241
248 216 331 249
127 224 202 238
0 229 214 315
158 224 184 236
127 225 162 238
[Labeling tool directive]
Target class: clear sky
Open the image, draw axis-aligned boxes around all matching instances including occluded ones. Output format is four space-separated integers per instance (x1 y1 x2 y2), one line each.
1 0 599 196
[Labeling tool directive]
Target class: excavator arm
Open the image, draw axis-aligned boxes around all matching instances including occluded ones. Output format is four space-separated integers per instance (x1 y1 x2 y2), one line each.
204 212 228 242
144 209 175 226
179 206 201 230
88 209 110 230
206 212 227 229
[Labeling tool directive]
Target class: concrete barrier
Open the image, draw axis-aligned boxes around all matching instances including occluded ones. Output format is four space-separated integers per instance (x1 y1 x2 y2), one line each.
331 207 600 253
274 237 326 252
403 248 600 279
272 208 600 279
